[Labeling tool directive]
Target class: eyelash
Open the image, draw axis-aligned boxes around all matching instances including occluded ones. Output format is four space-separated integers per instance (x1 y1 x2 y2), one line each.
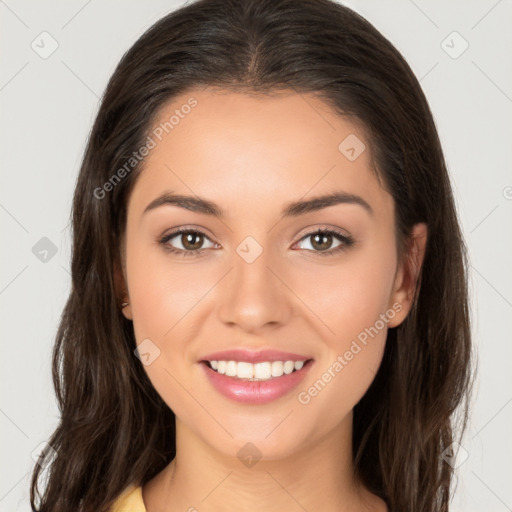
159 227 355 258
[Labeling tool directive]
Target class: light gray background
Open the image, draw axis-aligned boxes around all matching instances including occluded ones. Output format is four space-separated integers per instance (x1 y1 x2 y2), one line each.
1 1 511 510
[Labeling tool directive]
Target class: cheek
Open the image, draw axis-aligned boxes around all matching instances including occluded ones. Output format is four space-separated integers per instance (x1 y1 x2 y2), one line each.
294 242 397 344
124 241 222 405
124 243 209 412
292 244 396 410
125 240 212 340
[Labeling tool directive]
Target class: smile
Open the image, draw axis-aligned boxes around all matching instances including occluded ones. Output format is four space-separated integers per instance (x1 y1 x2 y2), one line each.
200 359 315 404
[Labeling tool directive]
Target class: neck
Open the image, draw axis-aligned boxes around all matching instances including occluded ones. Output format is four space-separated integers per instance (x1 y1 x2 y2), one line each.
142 413 386 512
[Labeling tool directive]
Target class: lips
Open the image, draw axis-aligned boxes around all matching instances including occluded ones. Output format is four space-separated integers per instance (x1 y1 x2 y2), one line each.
199 348 312 364
198 348 315 404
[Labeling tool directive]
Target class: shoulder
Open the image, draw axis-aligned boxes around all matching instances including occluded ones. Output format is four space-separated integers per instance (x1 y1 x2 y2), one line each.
108 483 146 512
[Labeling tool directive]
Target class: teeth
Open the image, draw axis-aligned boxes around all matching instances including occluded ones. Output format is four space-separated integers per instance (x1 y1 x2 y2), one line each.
207 360 306 380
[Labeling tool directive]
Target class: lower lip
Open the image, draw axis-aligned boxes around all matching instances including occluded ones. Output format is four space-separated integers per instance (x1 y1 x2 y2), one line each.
200 360 314 405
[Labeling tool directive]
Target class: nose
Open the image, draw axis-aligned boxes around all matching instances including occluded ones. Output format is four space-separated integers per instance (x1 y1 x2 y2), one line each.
217 244 293 334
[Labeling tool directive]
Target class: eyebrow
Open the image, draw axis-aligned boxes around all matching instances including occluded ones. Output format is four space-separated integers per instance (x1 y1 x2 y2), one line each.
143 190 373 218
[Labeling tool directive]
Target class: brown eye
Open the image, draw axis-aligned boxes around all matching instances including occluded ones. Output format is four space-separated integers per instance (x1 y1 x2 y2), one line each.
160 228 216 256
295 229 354 256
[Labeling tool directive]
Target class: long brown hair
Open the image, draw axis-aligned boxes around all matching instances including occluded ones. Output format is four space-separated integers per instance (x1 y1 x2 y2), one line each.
30 0 473 510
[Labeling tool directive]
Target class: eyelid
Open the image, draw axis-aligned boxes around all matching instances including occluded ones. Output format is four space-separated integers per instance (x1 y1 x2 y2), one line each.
160 225 216 242
294 223 352 241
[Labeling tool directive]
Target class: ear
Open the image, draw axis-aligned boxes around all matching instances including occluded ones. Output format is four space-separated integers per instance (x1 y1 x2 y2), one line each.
113 254 133 320
387 223 428 328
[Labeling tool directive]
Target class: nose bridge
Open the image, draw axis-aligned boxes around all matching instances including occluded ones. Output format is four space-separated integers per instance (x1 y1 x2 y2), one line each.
217 235 291 331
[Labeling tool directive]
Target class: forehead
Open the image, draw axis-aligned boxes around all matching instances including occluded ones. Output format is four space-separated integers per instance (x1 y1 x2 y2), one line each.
128 87 391 219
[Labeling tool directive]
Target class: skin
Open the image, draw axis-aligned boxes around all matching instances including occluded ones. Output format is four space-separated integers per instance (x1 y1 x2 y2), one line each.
116 87 427 512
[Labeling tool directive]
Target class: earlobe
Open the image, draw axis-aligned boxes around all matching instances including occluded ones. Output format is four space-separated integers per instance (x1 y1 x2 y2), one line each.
387 223 428 328
121 301 133 320
122 308 133 321
113 256 133 320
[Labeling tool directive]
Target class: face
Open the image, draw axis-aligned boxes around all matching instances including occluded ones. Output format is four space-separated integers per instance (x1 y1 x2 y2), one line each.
118 87 424 461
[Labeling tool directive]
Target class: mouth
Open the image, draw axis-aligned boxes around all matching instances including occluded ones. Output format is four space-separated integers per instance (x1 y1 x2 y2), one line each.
200 358 314 381
199 357 315 405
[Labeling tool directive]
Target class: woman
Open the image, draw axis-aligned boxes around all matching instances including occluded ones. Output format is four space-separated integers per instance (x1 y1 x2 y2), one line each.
30 0 473 510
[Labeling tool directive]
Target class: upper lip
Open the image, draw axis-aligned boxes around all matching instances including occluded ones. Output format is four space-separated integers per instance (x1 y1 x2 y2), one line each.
199 349 313 364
